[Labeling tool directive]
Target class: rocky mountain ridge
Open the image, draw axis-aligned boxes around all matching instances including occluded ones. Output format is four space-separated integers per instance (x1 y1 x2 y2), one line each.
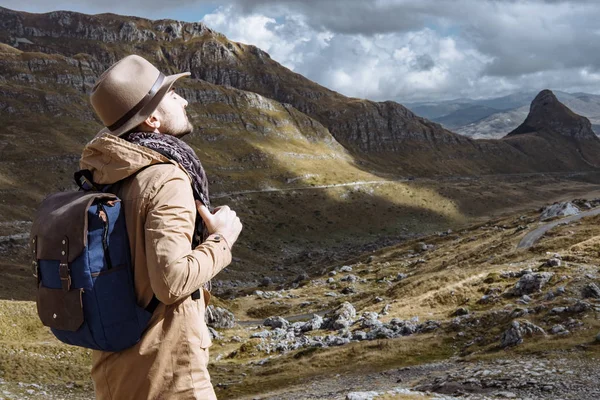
4 6 600 177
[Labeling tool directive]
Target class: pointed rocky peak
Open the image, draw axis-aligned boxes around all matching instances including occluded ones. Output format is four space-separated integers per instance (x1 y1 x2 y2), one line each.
507 89 597 140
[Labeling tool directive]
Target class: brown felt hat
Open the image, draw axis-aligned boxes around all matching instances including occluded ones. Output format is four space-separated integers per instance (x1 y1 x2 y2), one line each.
90 55 190 138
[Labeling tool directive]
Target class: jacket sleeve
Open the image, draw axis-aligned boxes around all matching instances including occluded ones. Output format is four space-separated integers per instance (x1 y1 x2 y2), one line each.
144 167 232 305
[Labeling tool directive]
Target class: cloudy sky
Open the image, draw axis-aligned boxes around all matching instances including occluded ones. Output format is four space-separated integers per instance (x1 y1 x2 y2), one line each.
3 0 600 103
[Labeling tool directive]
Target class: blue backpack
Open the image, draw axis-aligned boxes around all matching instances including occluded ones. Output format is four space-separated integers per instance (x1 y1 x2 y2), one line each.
30 170 159 352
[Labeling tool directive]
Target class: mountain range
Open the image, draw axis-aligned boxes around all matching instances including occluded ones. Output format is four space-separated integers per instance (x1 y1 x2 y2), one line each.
3 6 600 290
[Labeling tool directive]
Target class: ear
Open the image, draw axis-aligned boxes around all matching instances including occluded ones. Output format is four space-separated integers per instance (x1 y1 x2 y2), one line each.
140 113 161 132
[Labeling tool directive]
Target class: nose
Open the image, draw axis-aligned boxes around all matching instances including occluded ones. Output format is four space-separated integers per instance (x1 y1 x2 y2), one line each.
175 92 188 108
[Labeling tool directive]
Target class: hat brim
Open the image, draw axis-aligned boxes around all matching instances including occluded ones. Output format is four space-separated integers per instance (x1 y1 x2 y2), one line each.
95 71 191 139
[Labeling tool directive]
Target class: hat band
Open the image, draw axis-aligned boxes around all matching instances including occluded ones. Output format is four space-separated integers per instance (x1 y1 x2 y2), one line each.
107 72 166 132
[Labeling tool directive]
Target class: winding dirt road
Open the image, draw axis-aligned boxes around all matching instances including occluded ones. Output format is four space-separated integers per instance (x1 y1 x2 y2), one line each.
517 207 600 249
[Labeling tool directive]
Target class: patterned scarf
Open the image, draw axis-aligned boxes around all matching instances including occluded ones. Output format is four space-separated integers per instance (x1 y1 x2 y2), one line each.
123 131 211 248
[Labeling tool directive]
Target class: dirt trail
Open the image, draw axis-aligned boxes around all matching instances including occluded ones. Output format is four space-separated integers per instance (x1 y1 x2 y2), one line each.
517 207 600 248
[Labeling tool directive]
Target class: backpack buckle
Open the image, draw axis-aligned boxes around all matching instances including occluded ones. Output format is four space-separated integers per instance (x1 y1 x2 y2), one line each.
59 236 70 291
31 260 38 279
59 263 71 291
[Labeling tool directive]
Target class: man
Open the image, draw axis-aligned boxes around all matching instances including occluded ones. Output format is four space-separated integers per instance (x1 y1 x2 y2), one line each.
79 54 242 399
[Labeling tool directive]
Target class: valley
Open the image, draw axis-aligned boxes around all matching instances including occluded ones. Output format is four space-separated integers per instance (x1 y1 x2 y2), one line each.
2 5 600 400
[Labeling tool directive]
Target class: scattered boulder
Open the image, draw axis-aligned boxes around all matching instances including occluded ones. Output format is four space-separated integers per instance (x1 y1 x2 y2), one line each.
259 277 273 287
550 325 569 335
396 273 408 281
341 274 358 283
517 295 532 305
500 320 546 348
540 202 580 221
512 272 554 295
358 312 381 329
478 294 501 304
569 300 592 313
250 330 271 339
340 265 353 272
546 258 562 268
452 307 470 317
325 302 356 330
294 272 310 283
346 391 379 400
264 316 289 330
205 306 236 328
341 287 356 295
582 283 600 299
380 304 391 315
300 314 323 332
208 327 222 340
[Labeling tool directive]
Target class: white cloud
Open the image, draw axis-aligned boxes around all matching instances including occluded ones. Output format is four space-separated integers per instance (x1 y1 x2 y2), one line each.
9 0 600 102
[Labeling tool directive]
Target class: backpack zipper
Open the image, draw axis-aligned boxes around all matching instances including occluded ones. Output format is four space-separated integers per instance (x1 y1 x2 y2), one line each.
97 202 113 270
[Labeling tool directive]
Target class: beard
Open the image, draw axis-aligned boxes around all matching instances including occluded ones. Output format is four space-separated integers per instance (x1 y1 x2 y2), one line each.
158 104 194 138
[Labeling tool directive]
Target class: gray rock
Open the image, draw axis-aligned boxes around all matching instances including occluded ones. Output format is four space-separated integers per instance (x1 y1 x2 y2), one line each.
396 273 408 281
500 320 546 348
250 330 271 338
517 295 532 304
352 331 368 341
300 314 324 332
346 391 379 400
546 257 562 267
452 307 470 316
418 320 441 333
263 316 289 329
294 272 309 283
328 301 356 321
568 300 592 313
340 265 353 272
367 326 396 340
550 325 569 335
478 294 500 304
208 327 222 340
500 321 523 347
341 286 356 295
512 272 554 295
540 202 580 221
205 306 236 329
341 274 358 283
374 296 384 303
359 312 382 329
259 277 273 287
582 283 600 299
380 304 391 315
327 277 335 283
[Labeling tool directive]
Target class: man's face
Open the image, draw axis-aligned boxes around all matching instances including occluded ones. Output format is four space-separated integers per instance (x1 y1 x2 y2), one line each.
155 88 193 137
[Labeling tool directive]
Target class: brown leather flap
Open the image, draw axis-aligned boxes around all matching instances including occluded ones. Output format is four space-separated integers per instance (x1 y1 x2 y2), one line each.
31 191 117 262
37 285 84 331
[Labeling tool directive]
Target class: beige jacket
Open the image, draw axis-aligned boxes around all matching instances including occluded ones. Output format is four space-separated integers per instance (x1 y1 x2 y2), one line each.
79 133 231 399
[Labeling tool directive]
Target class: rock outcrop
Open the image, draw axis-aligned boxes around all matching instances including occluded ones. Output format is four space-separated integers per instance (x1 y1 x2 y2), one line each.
507 90 598 140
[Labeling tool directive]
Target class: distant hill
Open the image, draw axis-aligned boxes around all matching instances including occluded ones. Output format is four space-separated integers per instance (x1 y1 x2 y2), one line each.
408 91 600 139
432 105 500 129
